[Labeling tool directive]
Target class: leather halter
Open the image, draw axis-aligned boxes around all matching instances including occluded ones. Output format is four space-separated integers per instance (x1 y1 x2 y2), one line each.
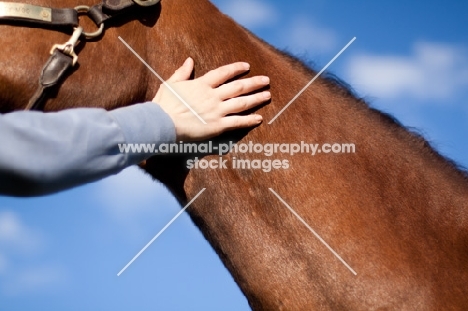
0 0 161 111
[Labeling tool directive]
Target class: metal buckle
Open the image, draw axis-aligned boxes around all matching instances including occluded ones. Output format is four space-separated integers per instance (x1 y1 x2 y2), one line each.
132 0 161 7
49 27 83 66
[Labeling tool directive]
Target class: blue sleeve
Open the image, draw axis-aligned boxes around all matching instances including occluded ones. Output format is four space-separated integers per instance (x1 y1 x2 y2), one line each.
0 102 176 197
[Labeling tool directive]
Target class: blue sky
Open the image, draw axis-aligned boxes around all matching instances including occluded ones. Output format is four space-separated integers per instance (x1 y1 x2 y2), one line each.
1 1 467 310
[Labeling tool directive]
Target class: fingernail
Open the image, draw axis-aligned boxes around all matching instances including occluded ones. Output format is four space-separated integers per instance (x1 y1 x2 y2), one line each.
263 91 271 99
243 62 250 70
262 76 270 84
255 115 263 122
184 57 192 65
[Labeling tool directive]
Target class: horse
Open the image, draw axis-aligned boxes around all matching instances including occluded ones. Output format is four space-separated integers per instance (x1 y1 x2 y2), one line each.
1 0 468 309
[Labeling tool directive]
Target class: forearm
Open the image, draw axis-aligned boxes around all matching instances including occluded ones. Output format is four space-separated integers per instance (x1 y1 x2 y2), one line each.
0 102 175 197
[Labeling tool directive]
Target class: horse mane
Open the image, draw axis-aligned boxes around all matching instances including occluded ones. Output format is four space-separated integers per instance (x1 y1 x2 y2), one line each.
267 43 468 181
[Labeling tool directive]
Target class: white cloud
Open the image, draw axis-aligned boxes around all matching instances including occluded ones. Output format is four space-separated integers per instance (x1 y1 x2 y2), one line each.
279 17 338 54
0 210 44 253
0 210 67 296
219 0 278 28
217 1 338 54
2 264 68 296
345 42 468 101
94 166 172 222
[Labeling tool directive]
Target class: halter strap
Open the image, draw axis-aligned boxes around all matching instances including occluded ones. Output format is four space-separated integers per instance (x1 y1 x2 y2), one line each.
0 0 161 111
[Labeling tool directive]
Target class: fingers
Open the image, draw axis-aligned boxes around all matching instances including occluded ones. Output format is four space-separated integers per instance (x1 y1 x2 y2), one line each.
221 91 271 115
201 62 251 87
167 57 194 83
217 75 270 100
220 114 263 130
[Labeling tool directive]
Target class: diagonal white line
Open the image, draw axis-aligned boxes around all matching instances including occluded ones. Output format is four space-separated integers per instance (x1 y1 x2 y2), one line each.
117 188 207 276
268 37 356 124
268 188 357 275
118 36 207 124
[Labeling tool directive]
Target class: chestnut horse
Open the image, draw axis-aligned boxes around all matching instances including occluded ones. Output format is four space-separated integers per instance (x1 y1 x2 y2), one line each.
1 0 468 309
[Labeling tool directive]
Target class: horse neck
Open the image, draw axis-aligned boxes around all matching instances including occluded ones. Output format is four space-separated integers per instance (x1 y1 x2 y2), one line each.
144 1 468 309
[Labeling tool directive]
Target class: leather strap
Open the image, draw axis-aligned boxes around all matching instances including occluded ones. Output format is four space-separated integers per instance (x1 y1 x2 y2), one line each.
25 50 74 110
88 4 112 26
102 0 135 12
49 8 79 27
88 0 163 26
40 49 74 87
88 0 137 26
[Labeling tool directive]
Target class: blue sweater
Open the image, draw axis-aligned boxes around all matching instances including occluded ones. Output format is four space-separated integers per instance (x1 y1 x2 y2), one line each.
0 102 176 196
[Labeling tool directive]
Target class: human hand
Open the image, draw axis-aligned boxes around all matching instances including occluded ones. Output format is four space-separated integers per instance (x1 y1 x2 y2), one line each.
153 57 270 142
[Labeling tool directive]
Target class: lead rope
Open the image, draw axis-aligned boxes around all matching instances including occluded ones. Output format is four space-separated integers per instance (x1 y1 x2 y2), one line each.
24 3 106 111
25 26 83 111
18 0 161 111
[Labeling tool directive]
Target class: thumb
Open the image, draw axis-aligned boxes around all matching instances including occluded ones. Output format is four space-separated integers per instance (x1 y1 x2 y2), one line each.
167 57 194 83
